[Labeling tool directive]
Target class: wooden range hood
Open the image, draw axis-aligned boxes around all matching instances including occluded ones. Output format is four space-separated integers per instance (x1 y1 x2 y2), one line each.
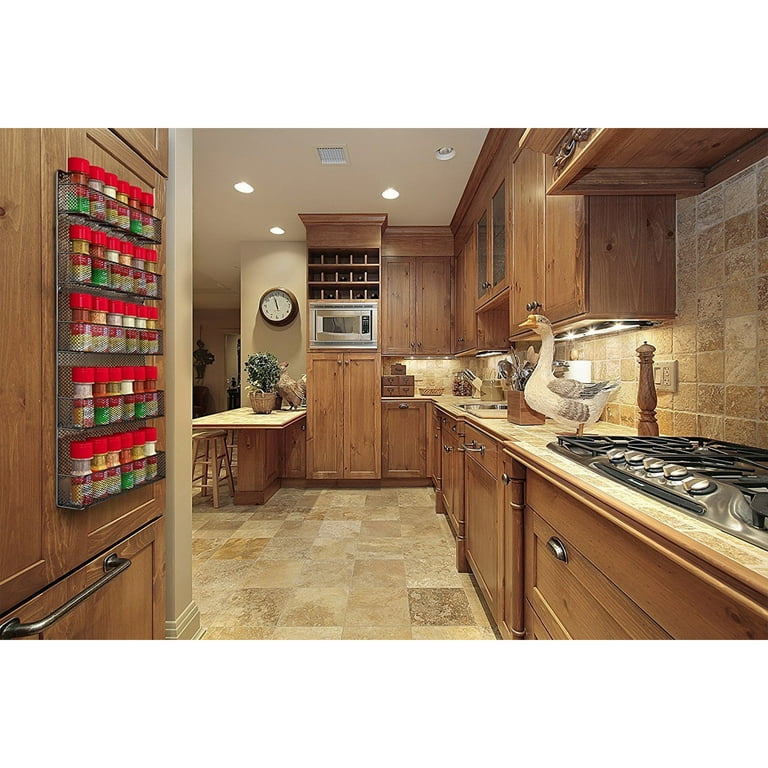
520 127 768 197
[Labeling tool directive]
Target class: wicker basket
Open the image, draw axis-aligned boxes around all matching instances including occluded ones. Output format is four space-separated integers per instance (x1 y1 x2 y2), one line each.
418 387 444 396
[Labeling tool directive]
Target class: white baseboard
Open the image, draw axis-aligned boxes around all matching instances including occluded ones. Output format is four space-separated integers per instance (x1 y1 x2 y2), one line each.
165 600 203 640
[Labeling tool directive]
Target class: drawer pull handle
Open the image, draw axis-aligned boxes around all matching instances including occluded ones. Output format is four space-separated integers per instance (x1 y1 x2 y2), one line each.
0 554 131 640
501 472 512 484
444 445 452 453
398 403 409 409
546 537 568 563
463 442 485 456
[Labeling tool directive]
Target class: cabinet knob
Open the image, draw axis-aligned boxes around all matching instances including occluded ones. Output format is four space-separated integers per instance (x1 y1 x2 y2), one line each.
344 360 350 365
443 445 452 453
501 473 512 484
546 537 568 563
398 403 409 409
337 360 343 365
526 300 542 312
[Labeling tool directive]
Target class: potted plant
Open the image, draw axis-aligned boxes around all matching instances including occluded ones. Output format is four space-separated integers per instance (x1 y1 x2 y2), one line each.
244 352 281 414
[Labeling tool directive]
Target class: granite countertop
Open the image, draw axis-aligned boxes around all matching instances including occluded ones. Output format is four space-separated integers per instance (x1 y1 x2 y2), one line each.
192 406 306 430
421 394 768 585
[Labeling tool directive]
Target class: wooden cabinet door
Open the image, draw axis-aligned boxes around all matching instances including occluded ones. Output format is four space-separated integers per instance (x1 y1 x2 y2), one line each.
544 162 587 324
464 443 501 623
110 129 169 176
0 519 165 640
501 453 525 639
454 240 476 353
428 405 442 491
306 353 344 478
0 129 50 615
381 256 414 354
381 401 427 478
342 353 381 479
282 418 307 479
415 257 453 354
511 147 546 328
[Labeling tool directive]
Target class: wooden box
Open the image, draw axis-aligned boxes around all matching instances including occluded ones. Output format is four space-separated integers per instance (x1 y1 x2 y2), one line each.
390 364 406 375
507 390 545 425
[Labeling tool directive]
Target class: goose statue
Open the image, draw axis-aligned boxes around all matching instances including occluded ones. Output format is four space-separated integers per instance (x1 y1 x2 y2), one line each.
519 314 620 435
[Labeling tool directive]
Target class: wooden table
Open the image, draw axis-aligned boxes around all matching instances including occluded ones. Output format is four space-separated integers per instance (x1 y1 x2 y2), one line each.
192 407 306 504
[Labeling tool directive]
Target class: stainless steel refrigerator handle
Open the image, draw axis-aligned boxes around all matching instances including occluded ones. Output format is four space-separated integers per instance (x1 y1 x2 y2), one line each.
0 554 131 640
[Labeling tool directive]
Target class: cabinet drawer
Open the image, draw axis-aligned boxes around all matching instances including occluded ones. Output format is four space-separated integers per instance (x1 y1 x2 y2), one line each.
526 471 768 639
462 422 499 475
382 385 414 397
382 375 414 386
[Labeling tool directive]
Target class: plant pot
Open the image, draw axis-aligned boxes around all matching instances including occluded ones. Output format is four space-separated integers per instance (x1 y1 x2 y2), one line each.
249 391 279 414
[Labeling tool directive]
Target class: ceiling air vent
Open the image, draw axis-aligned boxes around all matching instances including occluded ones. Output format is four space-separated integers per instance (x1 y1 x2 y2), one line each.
316 146 349 165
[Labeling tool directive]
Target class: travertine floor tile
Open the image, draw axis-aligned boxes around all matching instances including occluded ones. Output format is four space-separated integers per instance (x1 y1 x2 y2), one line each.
345 587 411 626
342 627 413 640
277 587 350 627
351 559 407 591
407 588 476 626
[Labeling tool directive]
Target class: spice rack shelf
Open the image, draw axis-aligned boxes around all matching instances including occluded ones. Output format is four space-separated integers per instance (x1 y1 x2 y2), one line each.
55 167 165 510
307 248 380 300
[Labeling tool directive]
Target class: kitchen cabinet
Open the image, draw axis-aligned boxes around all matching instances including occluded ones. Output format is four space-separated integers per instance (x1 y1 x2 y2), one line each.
111 129 169 176
463 422 503 623
0 129 166 636
381 400 427 479
381 255 453 355
428 403 442 492
306 352 381 480
454 239 477 353
510 156 677 337
475 179 509 308
282 417 307 479
520 127 768 196
523 469 768 639
436 409 468 571
500 451 525 640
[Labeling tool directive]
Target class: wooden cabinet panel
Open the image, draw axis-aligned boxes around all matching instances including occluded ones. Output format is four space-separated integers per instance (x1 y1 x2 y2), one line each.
381 257 413 354
282 418 307 479
0 518 165 640
428 404 442 491
381 401 427 478
438 411 468 572
454 240 477 352
110 129 169 176
307 353 380 479
501 452 525 640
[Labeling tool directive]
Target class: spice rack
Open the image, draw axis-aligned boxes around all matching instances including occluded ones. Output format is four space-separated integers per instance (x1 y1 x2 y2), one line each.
55 168 165 510
307 249 380 300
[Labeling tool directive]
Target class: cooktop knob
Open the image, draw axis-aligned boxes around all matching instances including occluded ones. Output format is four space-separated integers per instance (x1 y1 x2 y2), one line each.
642 457 666 473
624 450 646 466
607 448 627 464
662 463 690 480
682 477 716 496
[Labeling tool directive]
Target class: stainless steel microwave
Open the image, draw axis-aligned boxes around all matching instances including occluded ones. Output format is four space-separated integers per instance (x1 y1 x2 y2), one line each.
309 302 378 349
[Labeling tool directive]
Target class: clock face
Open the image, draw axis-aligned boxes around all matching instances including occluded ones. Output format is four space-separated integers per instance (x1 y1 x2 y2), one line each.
259 287 298 326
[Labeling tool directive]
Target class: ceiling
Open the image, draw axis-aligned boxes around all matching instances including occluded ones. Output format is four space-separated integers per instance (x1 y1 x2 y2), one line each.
192 128 489 310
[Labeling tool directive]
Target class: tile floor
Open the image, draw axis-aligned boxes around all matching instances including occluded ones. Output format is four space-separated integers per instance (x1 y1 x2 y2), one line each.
192 485 500 639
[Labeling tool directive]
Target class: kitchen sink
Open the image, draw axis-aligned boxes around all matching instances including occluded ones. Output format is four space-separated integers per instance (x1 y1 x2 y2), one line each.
459 403 508 418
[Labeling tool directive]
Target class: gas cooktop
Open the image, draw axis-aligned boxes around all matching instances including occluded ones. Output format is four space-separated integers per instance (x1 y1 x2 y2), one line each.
548 435 768 552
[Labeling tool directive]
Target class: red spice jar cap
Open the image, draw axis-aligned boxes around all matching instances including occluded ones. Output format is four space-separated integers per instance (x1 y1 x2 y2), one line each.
122 366 135 379
69 292 93 309
134 245 144 260
89 165 105 182
134 366 146 380
140 192 154 207
72 366 95 383
123 303 137 317
148 306 159 320
92 437 108 454
94 367 110 383
136 305 149 319
128 185 142 200
93 296 109 312
120 241 134 256
132 429 145 444
108 299 125 314
69 224 91 240
70 439 93 459
117 180 131 195
120 432 134 450
104 172 118 188
106 236 122 251
90 229 107 247
145 365 158 379
144 248 157 263
109 366 123 382
67 157 90 174
107 434 122 452
144 426 157 441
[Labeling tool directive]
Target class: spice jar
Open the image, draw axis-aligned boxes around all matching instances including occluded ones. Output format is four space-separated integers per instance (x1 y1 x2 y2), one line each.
69 224 91 255
68 292 92 351
108 367 123 423
144 251 158 297
133 247 147 295
135 304 148 329
144 426 158 481
121 366 135 421
67 157 91 214
91 437 109 500
88 165 106 221
90 235 109 287
145 305 159 329
132 429 146 485
71 366 95 428
140 192 155 239
90 295 108 325
116 180 131 229
128 185 143 235
103 172 119 225
133 366 146 419
123 304 138 353
119 432 135 491
70 439 93 506
68 224 92 285
120 365 135 395
105 434 122 495
90 297 109 352
145 365 159 416
90 228 106 260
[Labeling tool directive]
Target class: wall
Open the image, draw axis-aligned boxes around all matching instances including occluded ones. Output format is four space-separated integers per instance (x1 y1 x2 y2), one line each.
240 241 308 391
539 155 768 447
192 307 240 413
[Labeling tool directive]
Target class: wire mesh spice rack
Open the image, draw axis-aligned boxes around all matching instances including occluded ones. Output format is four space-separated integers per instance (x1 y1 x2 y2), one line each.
307 248 380 300
55 169 165 510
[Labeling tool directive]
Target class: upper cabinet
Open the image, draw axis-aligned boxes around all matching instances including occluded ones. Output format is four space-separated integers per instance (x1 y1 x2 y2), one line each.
110 129 169 176
520 128 768 196
475 178 509 307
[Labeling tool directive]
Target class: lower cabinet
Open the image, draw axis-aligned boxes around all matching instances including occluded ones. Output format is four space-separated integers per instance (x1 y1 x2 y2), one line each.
524 469 768 640
282 418 307 479
381 400 427 478
0 518 165 640
463 423 502 624
500 451 526 639
428 404 442 492
438 410 468 571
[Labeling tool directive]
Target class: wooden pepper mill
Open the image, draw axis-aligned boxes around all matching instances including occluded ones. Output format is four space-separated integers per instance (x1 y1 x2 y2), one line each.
636 341 659 436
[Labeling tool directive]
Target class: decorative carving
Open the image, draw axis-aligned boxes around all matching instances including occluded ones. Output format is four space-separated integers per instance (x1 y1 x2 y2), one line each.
553 128 594 175
636 341 659 436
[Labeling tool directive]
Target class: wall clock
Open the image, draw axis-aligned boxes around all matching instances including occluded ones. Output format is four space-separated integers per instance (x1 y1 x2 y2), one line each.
259 287 299 326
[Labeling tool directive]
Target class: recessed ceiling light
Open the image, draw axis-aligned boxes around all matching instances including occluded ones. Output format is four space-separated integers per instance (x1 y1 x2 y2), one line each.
435 146 456 161
381 187 400 200
234 181 254 194
270 226 286 235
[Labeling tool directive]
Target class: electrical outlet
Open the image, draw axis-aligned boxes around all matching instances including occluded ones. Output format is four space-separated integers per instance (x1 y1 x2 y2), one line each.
653 360 678 392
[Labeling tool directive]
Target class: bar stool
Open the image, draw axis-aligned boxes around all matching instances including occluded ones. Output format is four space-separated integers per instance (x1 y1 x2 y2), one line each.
192 430 235 507
225 429 238 481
